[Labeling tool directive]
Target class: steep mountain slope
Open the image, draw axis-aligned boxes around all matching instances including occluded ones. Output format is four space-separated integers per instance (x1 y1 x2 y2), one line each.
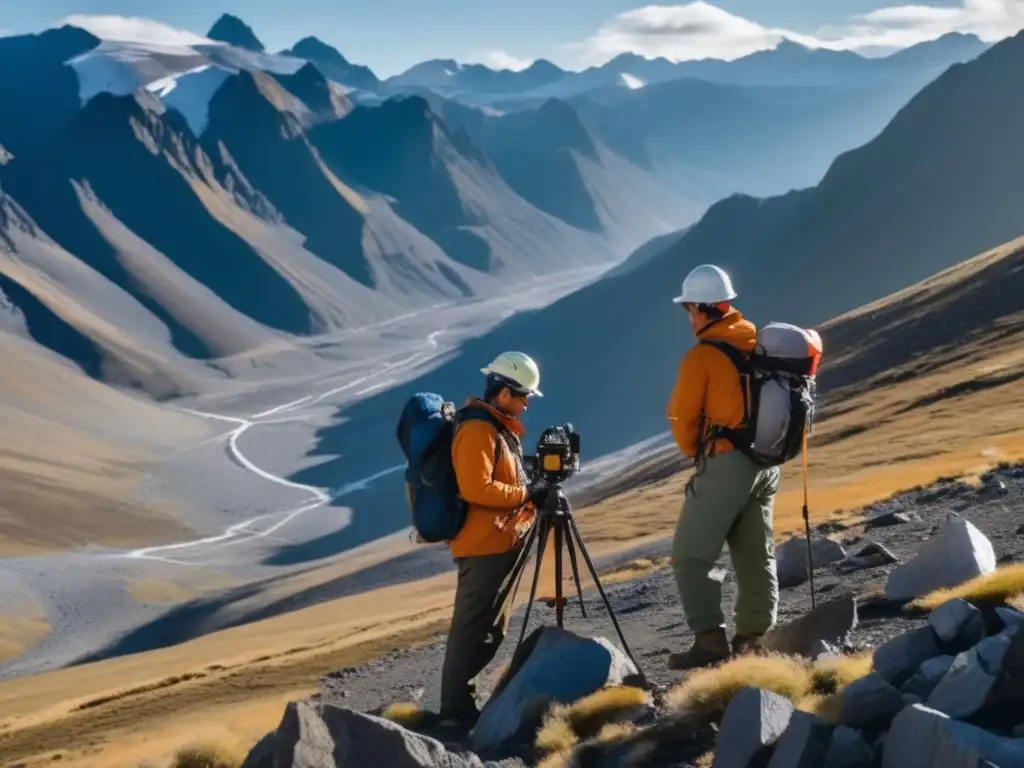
384 58 566 98
439 98 702 242
308 95 616 275
206 13 264 52
282 37 380 92
0 26 101 157
293 28 1024 511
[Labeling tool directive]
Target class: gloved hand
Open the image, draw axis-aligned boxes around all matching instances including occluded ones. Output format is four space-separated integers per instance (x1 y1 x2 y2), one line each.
528 483 550 510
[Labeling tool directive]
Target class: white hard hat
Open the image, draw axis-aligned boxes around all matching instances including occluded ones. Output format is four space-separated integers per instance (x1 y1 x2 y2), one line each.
671 264 737 305
481 351 543 397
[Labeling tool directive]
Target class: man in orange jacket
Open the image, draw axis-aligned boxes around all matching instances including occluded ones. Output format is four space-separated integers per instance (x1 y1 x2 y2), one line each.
439 351 546 729
665 265 781 670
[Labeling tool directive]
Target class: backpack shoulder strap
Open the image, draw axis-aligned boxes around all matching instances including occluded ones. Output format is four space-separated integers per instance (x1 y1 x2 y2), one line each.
699 339 752 373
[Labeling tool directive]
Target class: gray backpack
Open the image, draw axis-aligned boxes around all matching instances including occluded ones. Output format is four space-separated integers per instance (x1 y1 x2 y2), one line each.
701 321 823 467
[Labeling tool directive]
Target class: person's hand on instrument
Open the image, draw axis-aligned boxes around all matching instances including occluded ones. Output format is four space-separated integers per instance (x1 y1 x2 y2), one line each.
528 483 550 510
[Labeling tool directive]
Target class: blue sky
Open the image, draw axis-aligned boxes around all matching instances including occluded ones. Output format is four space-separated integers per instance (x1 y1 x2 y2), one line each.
2 1 1021 76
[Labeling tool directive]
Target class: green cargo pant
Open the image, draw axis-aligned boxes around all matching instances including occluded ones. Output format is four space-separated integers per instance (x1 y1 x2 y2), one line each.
439 547 520 719
672 449 781 637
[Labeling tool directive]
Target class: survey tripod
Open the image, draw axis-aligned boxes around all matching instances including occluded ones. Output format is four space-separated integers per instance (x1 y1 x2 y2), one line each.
496 482 646 683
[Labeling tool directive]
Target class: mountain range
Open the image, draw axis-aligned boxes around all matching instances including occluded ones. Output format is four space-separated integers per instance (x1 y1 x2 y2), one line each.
0 12 994 404
272 26 1024 561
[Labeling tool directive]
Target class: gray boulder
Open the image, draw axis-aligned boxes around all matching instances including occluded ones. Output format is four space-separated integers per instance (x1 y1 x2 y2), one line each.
881 703 1024 768
254 699 517 768
760 594 858 660
884 513 996 602
997 606 1024 633
926 627 1020 719
928 598 985 649
902 655 956 700
873 626 941 687
824 726 873 768
838 673 906 728
712 687 794 768
777 536 847 588
767 710 834 768
471 626 638 752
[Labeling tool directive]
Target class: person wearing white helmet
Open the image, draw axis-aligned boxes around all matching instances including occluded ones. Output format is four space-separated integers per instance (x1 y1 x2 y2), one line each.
439 351 547 730
665 264 782 670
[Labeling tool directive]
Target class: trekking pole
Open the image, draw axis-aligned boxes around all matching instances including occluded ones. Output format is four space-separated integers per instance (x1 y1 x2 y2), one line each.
801 431 816 609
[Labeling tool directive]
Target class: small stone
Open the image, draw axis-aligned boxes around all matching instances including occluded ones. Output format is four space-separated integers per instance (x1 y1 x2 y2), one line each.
712 687 795 768
838 673 905 728
761 595 858 660
873 626 942 687
777 536 848 588
865 509 916 528
824 725 873 767
766 711 834 768
929 598 985 649
902 655 956 700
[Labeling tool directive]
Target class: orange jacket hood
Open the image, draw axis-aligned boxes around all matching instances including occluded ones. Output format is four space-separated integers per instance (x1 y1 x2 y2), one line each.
666 308 757 459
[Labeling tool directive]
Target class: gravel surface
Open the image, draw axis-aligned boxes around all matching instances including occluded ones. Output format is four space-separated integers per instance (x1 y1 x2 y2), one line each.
319 465 1024 715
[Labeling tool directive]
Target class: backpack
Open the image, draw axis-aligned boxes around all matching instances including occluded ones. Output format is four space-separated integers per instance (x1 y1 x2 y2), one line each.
395 393 507 543
701 321 823 467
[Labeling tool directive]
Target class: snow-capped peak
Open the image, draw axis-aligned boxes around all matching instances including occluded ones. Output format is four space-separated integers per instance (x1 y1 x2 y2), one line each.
619 72 646 90
57 14 223 50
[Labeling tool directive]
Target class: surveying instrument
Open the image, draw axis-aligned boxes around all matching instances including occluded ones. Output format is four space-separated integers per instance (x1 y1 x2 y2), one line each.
497 423 645 681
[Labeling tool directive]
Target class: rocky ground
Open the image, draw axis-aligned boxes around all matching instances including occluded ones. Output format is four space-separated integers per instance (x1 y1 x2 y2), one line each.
318 464 1024 716
241 464 1024 767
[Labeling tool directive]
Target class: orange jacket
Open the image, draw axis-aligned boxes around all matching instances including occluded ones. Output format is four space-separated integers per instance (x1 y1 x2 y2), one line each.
667 308 757 459
449 398 535 558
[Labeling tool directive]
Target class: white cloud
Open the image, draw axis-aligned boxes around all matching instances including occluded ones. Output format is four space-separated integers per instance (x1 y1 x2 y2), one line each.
469 49 535 71
55 14 220 48
566 0 1024 67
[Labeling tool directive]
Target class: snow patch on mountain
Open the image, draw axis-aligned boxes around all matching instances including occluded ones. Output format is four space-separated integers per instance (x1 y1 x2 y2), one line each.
146 65 231 136
619 72 645 89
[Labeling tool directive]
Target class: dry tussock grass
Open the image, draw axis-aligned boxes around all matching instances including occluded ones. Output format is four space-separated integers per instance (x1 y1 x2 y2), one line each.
666 654 812 717
379 701 424 727
807 652 874 695
166 738 245 768
535 686 649 754
910 563 1024 610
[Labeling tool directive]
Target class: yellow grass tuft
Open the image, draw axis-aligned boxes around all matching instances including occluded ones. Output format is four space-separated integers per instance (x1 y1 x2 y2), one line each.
666 653 812 717
535 686 648 754
910 563 1024 611
796 692 845 724
168 739 244 768
808 652 874 695
596 721 639 744
379 701 424 727
537 748 573 768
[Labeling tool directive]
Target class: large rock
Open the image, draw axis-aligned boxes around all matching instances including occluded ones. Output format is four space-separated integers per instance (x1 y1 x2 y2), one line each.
761 595 858 659
777 536 848 588
766 711 834 767
928 598 985 649
838 673 906 729
824 726 873 767
925 627 1020 719
471 626 638 752
712 687 794 768
873 626 941 687
884 513 996 602
902 655 956 701
881 703 1024 767
252 699 518 768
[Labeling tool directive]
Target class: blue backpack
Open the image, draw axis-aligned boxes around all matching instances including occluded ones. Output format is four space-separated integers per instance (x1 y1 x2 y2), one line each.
395 393 506 543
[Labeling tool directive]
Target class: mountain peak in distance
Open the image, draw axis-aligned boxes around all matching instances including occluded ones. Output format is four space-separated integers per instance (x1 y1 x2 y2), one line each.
207 13 265 52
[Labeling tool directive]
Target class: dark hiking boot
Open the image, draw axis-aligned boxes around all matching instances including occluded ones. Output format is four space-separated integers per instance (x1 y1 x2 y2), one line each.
731 633 766 656
667 627 731 671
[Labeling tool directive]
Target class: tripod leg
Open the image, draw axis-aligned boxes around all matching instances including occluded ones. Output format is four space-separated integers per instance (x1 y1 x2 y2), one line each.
563 523 588 618
567 515 643 677
497 518 539 614
514 516 552 652
553 518 564 628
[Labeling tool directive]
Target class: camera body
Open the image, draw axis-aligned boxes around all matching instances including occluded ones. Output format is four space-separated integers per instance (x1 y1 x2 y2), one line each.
523 422 581 486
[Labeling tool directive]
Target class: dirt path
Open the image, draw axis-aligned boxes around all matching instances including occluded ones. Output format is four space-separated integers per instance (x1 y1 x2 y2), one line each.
319 465 1024 714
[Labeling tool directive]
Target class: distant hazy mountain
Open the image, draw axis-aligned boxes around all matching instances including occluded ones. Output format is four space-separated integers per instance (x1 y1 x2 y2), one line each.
315 27 1024 488
206 13 265 52
282 37 380 92
386 34 989 103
